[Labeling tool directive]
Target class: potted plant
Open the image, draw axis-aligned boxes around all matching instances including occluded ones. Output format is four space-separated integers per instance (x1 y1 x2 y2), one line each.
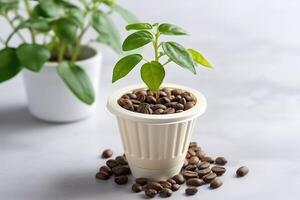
107 22 213 180
0 0 137 122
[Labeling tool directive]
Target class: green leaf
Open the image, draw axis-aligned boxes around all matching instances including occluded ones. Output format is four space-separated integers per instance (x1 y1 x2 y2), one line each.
57 62 95 105
188 48 213 68
92 10 122 54
158 23 187 36
162 42 196 74
111 4 139 23
125 23 152 31
38 0 65 17
51 17 78 44
0 48 21 83
122 31 153 51
16 44 50 72
0 0 18 15
141 61 165 92
112 54 143 83
20 19 50 32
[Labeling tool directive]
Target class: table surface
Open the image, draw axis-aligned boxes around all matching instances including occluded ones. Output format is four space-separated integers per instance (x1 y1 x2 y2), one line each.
1 0 300 199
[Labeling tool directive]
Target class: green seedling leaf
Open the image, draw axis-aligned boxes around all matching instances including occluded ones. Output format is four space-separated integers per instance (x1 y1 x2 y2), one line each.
125 23 152 31
162 42 196 74
188 48 213 68
51 17 78 44
38 0 65 17
20 19 50 32
57 62 95 105
16 44 50 72
0 0 18 15
122 30 153 51
141 61 165 92
92 10 122 54
111 4 139 23
112 54 143 83
158 23 187 36
0 48 21 83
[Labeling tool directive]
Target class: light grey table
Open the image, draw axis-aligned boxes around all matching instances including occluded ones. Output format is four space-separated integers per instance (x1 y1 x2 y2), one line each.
1 0 300 199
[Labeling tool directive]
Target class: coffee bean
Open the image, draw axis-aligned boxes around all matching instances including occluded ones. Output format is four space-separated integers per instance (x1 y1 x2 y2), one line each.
186 178 204 187
131 99 140 104
172 174 185 184
136 94 146 102
171 89 183 96
136 177 148 186
127 93 137 99
203 173 217 183
211 166 226 176
99 166 112 175
210 178 223 189
145 189 157 198
119 98 132 107
112 165 130 176
115 156 128 165
236 166 249 177
132 183 142 193
198 168 212 177
171 184 180 191
114 175 128 185
203 156 215 163
185 187 198 195
134 90 147 96
215 157 227 166
188 149 196 156
184 102 195 110
167 179 176 185
183 159 189 168
106 159 119 169
185 164 197 171
159 91 168 97
179 98 186 105
160 188 172 197
158 97 171 104
163 107 175 114
152 104 166 110
146 182 163 191
137 103 152 114
154 108 164 114
146 95 157 103
198 161 210 169
182 170 198 179
159 181 172 189
189 156 200 165
102 149 113 158
96 171 110 180
196 150 206 159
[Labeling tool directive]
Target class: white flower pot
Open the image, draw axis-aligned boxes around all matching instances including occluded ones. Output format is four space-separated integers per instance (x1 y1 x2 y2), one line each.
107 84 207 181
23 47 102 123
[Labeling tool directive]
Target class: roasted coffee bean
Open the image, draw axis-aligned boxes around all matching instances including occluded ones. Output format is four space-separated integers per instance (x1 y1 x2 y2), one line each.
147 90 154 96
102 149 113 158
165 102 177 108
152 104 166 110
147 182 163 191
131 99 140 104
211 166 226 176
171 184 181 191
158 97 171 104
186 152 191 159
215 157 227 166
121 94 130 99
136 177 148 186
163 107 175 114
137 103 152 114
114 175 128 185
127 93 137 99
115 156 128 165
203 156 215 163
179 98 186 105
182 170 198 179
196 150 206 159
154 108 164 114
159 91 167 97
186 178 204 187
123 104 134 111
198 161 210 169
183 159 189 168
236 166 249 177
159 181 172 189
136 94 146 102
198 168 212 177
134 90 147 96
210 178 223 189
112 165 130 176
171 89 183 96
96 171 110 180
167 179 176 185
118 98 133 107
106 159 119 169
203 173 217 183
188 149 196 156
146 95 157 103
185 187 198 195
173 102 184 110
99 166 112 175
189 156 200 165
182 94 193 102
160 188 172 197
172 174 185 184
185 164 198 171
132 183 142 193
184 102 195 110
145 189 157 198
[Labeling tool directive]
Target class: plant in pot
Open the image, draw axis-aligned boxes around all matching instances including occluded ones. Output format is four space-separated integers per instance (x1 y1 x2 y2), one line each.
107 22 213 180
0 0 137 122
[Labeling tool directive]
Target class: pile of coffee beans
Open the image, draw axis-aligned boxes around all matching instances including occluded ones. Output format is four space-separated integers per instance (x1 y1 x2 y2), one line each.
118 87 196 114
96 143 249 198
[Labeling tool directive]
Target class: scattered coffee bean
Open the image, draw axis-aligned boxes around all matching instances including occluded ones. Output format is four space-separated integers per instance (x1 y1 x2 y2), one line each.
211 166 226 176
182 170 198 179
183 159 189 168
102 149 113 158
159 181 172 189
115 156 128 165
106 159 119 169
167 178 176 185
185 164 198 171
203 156 215 163
145 189 157 198
146 182 163 191
185 187 198 195
215 157 227 166
172 174 185 184
160 188 172 197
189 156 200 165
99 166 112 176
132 183 142 193
112 165 130 176
198 168 211 177
136 177 148 186
236 166 249 177
171 184 181 191
96 171 110 180
186 178 204 187
203 173 217 183
210 178 223 189
188 149 196 156
198 161 210 169
114 175 128 185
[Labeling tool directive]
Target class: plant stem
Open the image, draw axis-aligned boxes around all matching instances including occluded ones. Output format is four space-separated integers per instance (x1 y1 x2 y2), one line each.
163 59 172 66
58 44 66 62
153 30 160 62
4 15 26 43
24 0 36 44
0 37 5 45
